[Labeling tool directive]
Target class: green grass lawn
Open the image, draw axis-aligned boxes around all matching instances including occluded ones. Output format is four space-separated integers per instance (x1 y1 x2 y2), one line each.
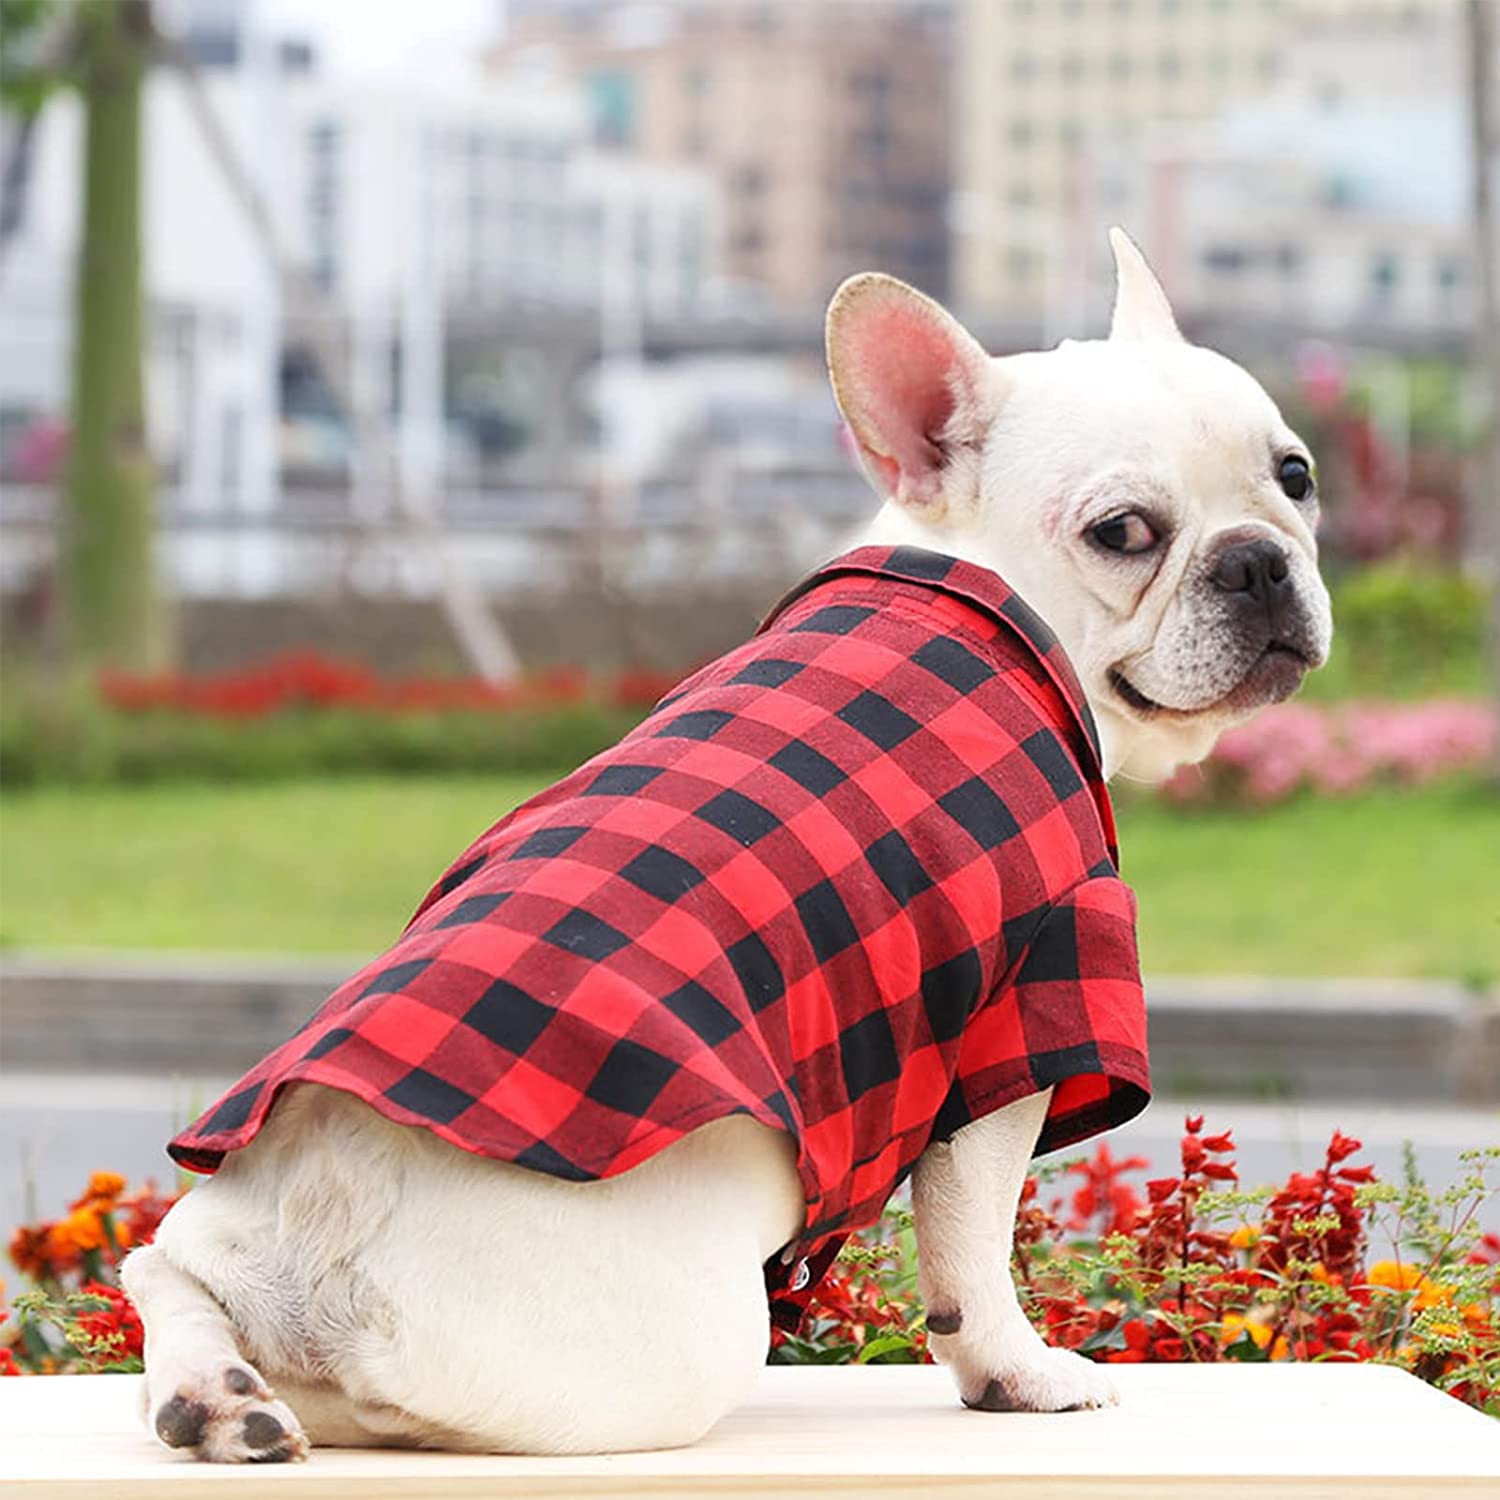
1 775 1496 980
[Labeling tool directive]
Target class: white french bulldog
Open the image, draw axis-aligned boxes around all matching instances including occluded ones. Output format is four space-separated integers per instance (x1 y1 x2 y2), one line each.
122 230 1331 1460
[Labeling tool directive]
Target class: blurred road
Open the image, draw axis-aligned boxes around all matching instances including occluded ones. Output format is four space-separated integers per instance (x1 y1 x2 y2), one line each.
3 1073 1497 1242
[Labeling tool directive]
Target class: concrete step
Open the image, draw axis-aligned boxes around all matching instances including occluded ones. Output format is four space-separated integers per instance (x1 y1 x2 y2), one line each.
2 952 1497 1106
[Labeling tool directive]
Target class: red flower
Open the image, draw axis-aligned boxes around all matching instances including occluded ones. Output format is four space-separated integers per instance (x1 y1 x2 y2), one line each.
72 1282 144 1364
1327 1131 1362 1164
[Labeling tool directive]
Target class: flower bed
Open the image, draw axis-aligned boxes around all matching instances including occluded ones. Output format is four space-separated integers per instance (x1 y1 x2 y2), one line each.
771 1120 1499 1418
0 649 1493 796
6 1125 1496 1417
1162 700 1496 804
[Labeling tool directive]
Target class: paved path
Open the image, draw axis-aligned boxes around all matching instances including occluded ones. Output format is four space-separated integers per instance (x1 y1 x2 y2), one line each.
3 1073 1496 1240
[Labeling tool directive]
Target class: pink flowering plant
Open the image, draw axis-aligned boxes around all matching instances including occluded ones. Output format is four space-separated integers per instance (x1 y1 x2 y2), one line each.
1163 700 1495 805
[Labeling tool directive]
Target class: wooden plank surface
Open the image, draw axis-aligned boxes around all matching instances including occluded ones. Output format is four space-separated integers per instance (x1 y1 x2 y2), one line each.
3 1364 1498 1499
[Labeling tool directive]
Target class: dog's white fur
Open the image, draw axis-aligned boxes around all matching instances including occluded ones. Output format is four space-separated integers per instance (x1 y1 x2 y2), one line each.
125 231 1331 1459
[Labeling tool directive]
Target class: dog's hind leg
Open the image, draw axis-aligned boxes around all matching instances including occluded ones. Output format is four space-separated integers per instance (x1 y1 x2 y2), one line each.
120 1244 309 1463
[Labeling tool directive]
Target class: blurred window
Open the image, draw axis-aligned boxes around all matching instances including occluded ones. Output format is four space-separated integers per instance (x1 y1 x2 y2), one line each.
1203 245 1247 274
1010 0 1037 16
1008 180 1035 206
306 119 341 294
587 70 637 148
1059 118 1082 147
1059 52 1083 82
1435 256 1463 292
1158 50 1181 82
1008 118 1035 148
1011 53 1037 82
1370 252 1400 301
1109 52 1132 80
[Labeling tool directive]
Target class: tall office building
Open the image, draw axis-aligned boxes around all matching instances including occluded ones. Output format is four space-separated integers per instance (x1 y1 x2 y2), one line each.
492 0 952 310
951 0 1441 325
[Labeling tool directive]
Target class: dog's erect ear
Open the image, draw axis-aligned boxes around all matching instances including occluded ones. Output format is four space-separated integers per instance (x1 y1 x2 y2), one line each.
826 273 1000 515
1108 227 1184 344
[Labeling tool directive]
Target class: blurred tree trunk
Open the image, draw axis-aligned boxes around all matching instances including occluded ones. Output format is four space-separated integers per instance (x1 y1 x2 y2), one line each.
62 0 168 672
1469 0 1499 778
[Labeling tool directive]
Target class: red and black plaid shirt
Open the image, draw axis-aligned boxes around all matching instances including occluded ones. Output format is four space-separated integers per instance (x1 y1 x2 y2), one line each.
170 545 1149 1328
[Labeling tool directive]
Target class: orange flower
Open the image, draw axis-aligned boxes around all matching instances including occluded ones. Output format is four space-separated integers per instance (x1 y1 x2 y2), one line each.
1229 1225 1259 1251
82 1172 126 1205
49 1206 107 1257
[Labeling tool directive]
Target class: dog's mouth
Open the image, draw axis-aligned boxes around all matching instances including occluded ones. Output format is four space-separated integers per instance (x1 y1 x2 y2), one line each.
1110 643 1311 720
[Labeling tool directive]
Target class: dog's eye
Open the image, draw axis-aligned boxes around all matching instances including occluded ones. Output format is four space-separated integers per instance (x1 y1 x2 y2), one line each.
1278 455 1314 501
1090 512 1159 555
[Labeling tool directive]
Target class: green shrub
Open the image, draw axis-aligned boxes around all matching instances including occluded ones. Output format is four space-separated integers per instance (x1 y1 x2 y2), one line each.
0 700 647 787
1307 565 1488 701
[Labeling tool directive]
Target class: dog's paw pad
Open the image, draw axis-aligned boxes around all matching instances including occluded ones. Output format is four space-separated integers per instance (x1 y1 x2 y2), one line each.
223 1365 263 1397
242 1408 306 1463
147 1361 308 1463
963 1348 1119 1414
154 1393 209 1448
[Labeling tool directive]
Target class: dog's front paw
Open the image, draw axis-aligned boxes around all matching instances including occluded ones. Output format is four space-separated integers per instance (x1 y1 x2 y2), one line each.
958 1346 1119 1414
151 1361 309 1463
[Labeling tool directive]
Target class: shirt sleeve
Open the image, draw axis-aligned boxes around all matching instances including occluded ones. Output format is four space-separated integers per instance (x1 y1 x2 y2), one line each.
943 875 1151 1157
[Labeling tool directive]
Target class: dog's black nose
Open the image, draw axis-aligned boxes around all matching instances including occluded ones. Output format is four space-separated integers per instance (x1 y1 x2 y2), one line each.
1211 539 1291 609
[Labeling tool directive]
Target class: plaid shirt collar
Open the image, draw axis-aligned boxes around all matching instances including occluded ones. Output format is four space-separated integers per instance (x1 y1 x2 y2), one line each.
762 544 1105 778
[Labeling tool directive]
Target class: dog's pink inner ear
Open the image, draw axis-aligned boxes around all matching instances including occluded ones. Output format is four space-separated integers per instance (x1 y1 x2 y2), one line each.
838 297 982 510
855 308 957 484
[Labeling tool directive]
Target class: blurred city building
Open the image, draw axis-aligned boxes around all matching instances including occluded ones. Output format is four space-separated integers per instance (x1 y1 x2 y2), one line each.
0 0 1488 647
1072 2 1475 347
950 0 1460 333
490 0 952 309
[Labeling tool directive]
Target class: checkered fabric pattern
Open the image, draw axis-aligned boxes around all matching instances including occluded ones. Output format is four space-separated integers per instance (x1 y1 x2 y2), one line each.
169 545 1149 1328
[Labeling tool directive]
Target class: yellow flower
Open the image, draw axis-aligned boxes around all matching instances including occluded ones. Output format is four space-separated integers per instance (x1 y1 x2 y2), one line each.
1367 1259 1425 1291
1367 1259 1448 1308
1423 1316 1463 1340
1229 1225 1259 1251
1220 1312 1273 1350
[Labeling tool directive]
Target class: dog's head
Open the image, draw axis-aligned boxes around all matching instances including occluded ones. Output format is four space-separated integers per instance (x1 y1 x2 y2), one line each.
826 228 1333 781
